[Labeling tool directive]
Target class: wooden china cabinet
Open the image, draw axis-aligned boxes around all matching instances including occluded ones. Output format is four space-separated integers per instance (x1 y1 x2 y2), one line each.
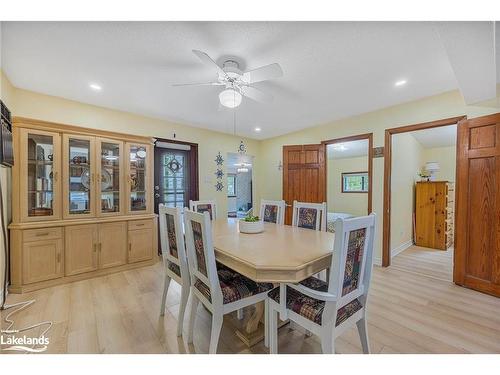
8 117 157 293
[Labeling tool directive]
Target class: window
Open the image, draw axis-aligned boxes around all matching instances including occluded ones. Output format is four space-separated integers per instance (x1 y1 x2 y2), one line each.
342 172 369 193
227 174 236 197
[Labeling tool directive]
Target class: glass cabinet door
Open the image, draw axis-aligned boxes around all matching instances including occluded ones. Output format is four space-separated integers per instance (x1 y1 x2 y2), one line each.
127 143 150 213
22 130 61 221
63 135 95 217
97 139 123 215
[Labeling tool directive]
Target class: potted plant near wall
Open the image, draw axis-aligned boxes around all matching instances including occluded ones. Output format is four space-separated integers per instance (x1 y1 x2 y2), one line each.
238 213 264 234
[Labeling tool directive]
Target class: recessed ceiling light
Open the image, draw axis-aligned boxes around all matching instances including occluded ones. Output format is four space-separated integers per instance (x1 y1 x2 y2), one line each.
254 127 261 132
89 83 102 91
395 80 407 87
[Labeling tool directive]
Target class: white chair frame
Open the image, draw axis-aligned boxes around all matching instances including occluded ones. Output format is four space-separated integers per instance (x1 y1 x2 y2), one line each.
267 213 376 354
183 209 270 354
189 199 217 220
259 199 286 225
158 204 190 337
291 201 327 232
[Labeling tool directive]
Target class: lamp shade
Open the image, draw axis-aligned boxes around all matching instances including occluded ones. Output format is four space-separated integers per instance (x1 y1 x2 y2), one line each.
425 162 440 172
219 88 242 108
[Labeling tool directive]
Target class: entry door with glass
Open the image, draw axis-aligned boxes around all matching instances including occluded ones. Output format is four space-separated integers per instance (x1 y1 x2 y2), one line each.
155 148 190 208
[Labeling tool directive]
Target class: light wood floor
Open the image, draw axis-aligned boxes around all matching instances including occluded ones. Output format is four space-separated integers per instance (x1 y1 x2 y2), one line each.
2 246 500 354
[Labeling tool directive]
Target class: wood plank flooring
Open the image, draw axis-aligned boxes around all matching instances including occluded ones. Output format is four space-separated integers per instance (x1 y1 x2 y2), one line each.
2 246 499 354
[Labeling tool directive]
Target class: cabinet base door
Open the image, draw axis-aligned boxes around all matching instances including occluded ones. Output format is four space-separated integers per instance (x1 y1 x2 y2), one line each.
65 224 98 276
99 222 127 269
23 239 63 284
128 228 153 263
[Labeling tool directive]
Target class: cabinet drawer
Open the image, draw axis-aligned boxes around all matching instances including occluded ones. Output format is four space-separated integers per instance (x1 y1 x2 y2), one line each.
23 227 63 242
128 219 153 230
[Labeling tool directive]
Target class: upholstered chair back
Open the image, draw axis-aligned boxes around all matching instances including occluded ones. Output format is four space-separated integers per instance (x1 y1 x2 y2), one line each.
183 209 224 306
291 201 327 231
158 204 189 285
259 199 286 225
323 214 376 325
189 199 217 220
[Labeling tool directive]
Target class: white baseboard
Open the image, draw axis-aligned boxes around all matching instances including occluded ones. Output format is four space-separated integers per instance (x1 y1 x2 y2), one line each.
391 240 413 258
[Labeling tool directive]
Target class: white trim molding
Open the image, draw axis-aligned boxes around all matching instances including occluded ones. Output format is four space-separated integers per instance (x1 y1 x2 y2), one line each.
391 240 413 258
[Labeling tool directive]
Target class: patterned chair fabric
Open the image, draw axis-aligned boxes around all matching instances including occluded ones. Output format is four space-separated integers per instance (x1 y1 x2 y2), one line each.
342 228 366 296
195 265 273 304
167 261 181 277
191 220 208 276
196 204 214 220
263 204 279 223
267 276 363 326
297 207 318 230
166 213 178 258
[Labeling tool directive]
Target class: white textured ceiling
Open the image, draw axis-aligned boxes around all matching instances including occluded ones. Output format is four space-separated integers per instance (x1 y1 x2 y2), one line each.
410 124 457 148
327 139 368 159
0 22 474 139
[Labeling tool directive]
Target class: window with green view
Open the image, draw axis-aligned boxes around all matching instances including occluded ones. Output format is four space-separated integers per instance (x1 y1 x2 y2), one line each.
342 172 369 193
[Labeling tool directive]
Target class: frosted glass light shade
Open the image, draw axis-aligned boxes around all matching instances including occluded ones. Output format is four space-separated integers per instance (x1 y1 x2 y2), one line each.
219 89 242 108
425 162 440 172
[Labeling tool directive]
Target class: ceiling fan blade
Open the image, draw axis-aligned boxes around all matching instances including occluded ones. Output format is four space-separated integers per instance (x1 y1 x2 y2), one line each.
172 82 224 87
240 85 273 104
192 49 227 78
242 63 283 84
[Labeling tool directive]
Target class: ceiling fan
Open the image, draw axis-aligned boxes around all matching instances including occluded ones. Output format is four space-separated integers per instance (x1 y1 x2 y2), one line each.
173 50 283 108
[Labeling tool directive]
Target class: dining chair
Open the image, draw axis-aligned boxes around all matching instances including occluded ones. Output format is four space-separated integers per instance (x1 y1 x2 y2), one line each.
259 199 286 224
267 213 377 354
158 204 191 337
291 200 327 231
183 209 274 354
189 199 217 220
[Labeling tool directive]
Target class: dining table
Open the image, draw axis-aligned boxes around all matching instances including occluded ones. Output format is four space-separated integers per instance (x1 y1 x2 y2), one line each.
210 218 335 347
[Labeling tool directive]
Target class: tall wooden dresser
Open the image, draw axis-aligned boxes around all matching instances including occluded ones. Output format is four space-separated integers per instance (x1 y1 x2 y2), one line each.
415 181 454 250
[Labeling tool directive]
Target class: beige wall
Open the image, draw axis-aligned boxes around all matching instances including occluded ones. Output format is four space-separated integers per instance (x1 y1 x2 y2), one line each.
390 133 424 255
422 146 456 182
327 156 368 217
258 89 498 264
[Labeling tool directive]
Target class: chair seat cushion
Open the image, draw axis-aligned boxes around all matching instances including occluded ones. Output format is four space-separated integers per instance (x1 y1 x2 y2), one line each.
167 261 181 278
268 276 363 326
195 265 273 304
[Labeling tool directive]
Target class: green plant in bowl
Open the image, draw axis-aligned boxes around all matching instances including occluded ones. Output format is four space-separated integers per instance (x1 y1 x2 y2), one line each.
243 215 260 222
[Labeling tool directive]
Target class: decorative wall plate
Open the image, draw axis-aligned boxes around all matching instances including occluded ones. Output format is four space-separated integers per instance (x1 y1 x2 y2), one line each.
215 168 224 179
215 181 224 191
215 152 224 166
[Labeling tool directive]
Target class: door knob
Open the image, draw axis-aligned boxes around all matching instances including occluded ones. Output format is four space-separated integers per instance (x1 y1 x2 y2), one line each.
155 193 160 198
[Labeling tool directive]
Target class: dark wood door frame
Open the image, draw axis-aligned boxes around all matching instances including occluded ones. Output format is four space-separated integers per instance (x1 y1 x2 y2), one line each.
382 116 467 267
154 137 199 207
322 133 373 214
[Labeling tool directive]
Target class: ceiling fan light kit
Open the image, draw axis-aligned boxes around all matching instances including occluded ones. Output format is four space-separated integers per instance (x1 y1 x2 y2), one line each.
175 49 283 110
219 88 242 108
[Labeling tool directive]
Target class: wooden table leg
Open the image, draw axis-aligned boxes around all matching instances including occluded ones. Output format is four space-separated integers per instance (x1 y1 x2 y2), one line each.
234 301 288 347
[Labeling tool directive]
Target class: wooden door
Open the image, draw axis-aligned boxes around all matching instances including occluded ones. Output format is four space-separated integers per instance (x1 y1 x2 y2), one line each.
23 239 63 284
282 144 326 225
63 134 97 219
128 228 154 263
98 222 127 269
455 113 500 297
65 224 98 276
